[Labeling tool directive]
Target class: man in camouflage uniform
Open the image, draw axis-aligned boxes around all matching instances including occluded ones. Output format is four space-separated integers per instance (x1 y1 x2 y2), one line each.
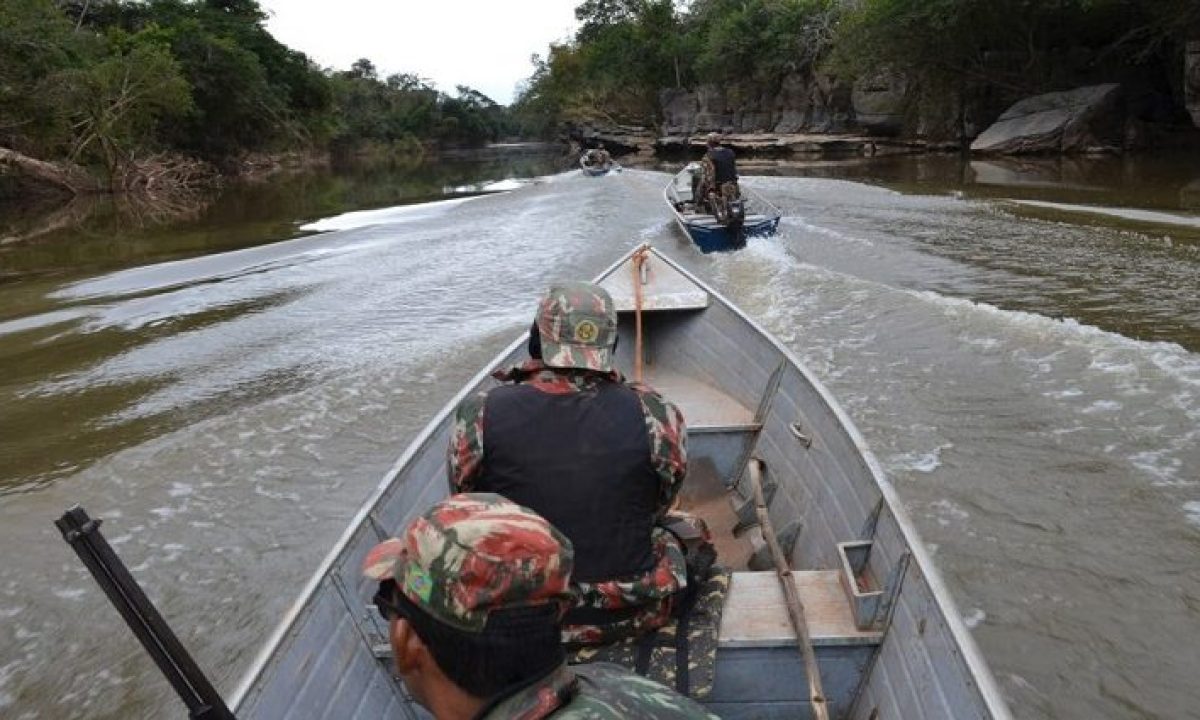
364 493 718 719
700 132 739 217
448 282 713 646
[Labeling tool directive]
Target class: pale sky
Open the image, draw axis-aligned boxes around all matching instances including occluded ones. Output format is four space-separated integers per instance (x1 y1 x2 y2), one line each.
262 1 580 105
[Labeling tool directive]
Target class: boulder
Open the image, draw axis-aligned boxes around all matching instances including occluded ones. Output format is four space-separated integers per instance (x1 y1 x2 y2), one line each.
1187 41 1200 128
970 84 1123 154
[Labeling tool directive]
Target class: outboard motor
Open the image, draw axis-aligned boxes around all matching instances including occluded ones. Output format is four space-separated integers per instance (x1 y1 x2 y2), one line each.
727 197 746 228
727 196 747 246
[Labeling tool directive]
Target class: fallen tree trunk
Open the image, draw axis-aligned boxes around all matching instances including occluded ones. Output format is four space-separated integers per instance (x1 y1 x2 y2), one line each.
0 147 98 195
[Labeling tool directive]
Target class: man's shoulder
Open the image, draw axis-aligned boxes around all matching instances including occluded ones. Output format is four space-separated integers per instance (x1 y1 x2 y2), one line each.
624 381 682 418
453 390 490 420
561 663 716 718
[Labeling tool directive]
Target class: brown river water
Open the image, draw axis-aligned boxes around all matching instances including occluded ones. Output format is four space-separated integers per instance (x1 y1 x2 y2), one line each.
1 147 1198 719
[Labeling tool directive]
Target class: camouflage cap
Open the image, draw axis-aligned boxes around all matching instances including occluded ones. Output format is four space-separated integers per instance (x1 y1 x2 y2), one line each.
362 493 574 633
536 281 618 372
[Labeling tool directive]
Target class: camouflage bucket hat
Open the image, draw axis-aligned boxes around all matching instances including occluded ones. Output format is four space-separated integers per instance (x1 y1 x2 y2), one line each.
362 493 575 633
536 281 618 372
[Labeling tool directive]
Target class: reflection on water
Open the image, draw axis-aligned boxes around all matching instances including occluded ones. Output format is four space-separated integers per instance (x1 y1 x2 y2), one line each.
0 144 570 288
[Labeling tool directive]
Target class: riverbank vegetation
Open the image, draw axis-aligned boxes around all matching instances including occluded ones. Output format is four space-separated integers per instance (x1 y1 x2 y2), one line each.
511 0 1200 135
0 0 515 204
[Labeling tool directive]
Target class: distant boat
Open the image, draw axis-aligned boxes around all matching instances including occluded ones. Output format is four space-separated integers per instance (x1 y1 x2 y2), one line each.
665 163 782 253
230 244 1012 720
580 152 616 176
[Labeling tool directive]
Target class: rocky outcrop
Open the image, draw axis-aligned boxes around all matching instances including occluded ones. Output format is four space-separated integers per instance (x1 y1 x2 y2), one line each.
571 124 656 155
1187 41 1200 128
658 73 855 137
852 72 908 135
603 58 1199 158
970 84 1124 154
655 132 926 157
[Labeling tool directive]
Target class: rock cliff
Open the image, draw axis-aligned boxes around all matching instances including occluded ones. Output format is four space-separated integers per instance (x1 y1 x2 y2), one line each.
578 45 1200 158
1187 41 1200 128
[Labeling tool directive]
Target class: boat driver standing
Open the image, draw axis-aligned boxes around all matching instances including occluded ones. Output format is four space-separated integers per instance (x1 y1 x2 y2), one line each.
364 493 718 719
700 132 739 213
448 282 714 646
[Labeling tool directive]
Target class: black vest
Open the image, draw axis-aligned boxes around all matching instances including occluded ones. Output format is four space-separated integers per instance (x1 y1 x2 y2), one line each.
707 146 737 184
479 380 657 583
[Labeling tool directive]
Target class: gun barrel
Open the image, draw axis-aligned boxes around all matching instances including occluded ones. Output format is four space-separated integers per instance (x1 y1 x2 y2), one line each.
56 505 236 720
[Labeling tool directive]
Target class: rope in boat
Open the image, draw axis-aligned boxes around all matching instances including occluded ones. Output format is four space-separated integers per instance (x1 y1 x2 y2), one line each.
631 245 651 383
747 458 829 720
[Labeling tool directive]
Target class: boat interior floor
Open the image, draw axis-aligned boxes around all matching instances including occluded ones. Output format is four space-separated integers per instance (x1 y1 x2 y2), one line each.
675 458 753 570
640 367 757 432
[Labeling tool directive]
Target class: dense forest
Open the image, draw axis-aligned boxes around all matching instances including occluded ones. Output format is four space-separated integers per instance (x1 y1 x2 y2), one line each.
0 0 515 198
4 0 1199 201
510 0 1200 137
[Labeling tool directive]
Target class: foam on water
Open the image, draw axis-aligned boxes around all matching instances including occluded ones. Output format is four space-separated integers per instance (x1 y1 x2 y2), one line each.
782 216 875 246
299 195 477 232
729 230 1199 494
889 443 953 474
962 607 987 628
481 179 528 191
0 660 18 710
930 498 971 527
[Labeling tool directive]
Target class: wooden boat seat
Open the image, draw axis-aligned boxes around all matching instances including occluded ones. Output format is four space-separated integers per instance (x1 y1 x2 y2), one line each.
707 572 883 719
719 571 883 648
640 368 758 433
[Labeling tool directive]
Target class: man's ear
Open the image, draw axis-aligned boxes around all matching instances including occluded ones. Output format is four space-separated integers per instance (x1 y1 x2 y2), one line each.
390 618 428 675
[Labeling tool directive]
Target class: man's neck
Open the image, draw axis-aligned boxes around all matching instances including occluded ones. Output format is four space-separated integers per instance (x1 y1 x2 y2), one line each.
426 684 485 720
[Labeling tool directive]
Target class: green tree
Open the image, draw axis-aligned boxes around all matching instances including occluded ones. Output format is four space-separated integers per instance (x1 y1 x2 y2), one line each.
0 0 89 154
63 28 193 176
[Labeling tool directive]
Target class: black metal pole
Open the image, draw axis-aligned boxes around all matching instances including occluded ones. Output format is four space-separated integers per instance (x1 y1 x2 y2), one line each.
55 505 236 720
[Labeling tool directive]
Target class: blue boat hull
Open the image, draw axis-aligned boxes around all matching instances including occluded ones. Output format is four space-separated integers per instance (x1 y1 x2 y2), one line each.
684 216 781 254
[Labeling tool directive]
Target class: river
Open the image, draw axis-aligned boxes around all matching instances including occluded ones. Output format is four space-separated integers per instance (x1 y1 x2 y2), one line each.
1 146 1197 719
